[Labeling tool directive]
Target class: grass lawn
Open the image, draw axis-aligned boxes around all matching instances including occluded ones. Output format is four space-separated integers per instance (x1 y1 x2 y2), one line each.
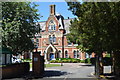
45 64 61 67
30 63 61 69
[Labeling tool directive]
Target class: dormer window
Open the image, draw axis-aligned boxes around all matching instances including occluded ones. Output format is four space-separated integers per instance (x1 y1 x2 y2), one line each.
48 20 56 31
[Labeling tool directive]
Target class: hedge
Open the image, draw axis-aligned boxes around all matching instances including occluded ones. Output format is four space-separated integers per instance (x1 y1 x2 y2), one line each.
50 58 81 63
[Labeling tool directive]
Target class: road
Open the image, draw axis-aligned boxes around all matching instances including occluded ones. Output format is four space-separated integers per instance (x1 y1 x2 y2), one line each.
3 63 111 80
43 63 95 78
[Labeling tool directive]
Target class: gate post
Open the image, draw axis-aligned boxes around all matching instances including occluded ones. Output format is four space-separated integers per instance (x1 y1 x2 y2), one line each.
32 52 44 77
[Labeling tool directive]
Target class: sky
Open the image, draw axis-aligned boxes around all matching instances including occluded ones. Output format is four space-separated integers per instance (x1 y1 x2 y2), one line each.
35 2 77 22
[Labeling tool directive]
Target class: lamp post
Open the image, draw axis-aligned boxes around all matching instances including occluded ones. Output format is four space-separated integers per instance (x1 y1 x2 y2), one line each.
59 58 63 66
34 22 41 53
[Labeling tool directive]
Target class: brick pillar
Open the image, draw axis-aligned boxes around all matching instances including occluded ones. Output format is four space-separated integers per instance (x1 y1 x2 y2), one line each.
81 52 86 60
32 52 44 77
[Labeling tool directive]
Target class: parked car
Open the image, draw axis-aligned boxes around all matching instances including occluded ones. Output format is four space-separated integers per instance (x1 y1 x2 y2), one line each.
12 56 21 63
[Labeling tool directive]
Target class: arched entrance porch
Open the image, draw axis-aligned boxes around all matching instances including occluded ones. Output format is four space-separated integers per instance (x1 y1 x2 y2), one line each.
44 44 58 61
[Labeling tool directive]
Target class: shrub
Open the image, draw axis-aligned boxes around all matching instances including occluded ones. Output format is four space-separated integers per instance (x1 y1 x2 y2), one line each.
72 60 78 63
62 60 68 63
85 58 91 63
50 60 56 63
50 58 81 63
21 59 32 62
80 60 85 63
90 58 95 65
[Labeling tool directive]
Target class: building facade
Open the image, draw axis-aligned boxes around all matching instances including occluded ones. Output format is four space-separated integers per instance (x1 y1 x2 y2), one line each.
34 5 88 61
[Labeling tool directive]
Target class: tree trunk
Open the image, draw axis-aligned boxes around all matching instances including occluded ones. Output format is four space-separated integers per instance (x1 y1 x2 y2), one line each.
95 52 103 78
99 53 104 75
95 54 100 78
111 51 115 75
114 51 120 77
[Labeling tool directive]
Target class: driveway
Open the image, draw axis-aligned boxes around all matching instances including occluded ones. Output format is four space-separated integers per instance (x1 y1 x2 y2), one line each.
3 63 111 80
43 63 95 78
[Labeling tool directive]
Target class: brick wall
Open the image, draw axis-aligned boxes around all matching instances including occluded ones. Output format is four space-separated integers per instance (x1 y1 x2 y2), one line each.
2 62 29 79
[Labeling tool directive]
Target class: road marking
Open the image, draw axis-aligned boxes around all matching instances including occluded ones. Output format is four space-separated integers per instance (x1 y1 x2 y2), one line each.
45 68 60 70
64 76 68 80
90 72 95 76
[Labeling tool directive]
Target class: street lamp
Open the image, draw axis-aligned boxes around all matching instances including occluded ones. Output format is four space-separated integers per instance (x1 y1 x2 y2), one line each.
59 58 63 66
34 22 41 52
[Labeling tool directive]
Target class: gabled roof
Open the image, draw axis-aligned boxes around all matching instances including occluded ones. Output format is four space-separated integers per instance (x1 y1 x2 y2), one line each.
55 14 64 30
44 44 58 53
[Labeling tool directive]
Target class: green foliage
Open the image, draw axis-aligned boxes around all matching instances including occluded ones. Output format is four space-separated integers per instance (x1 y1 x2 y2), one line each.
80 60 85 63
45 64 61 68
85 58 91 63
105 54 110 57
66 2 120 75
90 58 96 65
21 59 32 62
2 2 40 53
50 58 81 63
66 2 120 53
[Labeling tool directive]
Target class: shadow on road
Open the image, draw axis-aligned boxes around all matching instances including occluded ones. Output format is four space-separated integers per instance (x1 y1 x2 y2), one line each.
43 70 68 77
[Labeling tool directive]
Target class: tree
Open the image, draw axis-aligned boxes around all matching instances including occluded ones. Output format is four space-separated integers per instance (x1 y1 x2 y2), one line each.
66 1 120 77
2 2 40 54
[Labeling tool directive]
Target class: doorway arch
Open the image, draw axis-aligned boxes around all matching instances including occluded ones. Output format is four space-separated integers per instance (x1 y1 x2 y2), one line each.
44 44 58 60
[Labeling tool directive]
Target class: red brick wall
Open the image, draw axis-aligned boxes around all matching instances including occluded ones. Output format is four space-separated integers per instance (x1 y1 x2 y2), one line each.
32 52 44 76
2 62 29 79
46 16 59 32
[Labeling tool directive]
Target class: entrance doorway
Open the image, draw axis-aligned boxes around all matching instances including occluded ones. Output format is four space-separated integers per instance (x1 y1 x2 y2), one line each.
50 53 55 60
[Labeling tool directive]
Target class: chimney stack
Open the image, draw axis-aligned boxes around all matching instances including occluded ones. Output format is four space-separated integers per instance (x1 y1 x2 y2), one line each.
50 5 55 15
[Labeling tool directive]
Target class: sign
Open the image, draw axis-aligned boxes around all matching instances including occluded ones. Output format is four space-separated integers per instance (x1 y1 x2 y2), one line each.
34 57 38 61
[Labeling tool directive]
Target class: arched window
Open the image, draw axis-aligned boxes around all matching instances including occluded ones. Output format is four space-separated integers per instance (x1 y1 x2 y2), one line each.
49 35 52 43
36 38 39 43
65 50 68 58
53 25 56 30
49 35 56 43
74 50 77 58
48 20 56 31
53 35 56 42
58 50 61 58
50 20 53 23
77 50 79 58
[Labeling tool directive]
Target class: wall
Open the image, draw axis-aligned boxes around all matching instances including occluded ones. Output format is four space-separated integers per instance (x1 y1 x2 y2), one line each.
2 62 29 79
32 52 44 76
2 54 12 65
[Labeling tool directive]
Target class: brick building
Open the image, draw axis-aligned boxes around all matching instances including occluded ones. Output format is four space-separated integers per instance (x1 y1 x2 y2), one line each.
33 5 89 61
